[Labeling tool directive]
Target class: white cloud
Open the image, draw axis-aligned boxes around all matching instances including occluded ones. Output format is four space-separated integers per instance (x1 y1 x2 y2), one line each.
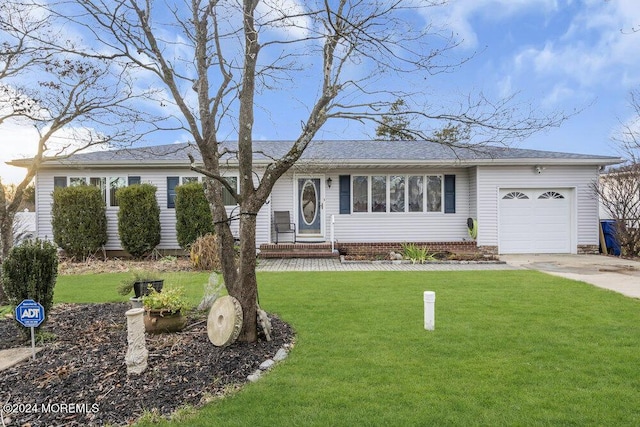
541 83 575 107
256 0 311 40
425 0 560 49
0 122 39 185
512 0 640 90
0 120 108 185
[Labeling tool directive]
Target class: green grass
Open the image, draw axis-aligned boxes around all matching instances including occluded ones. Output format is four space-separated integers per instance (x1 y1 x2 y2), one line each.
53 271 211 306
53 270 640 426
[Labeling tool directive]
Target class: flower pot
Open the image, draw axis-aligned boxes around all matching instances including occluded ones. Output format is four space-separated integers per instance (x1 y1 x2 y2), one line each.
144 309 186 334
134 280 164 298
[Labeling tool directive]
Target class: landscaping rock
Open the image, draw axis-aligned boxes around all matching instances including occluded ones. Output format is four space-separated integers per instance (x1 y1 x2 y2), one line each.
0 303 293 426
259 359 275 370
248 370 262 382
273 348 288 362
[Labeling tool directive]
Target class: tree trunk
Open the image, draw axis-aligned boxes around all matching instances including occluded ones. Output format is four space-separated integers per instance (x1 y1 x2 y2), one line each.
203 178 238 286
0 182 11 303
230 212 258 342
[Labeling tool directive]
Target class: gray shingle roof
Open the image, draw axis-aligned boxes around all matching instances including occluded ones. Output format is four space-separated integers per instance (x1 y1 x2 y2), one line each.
10 140 623 167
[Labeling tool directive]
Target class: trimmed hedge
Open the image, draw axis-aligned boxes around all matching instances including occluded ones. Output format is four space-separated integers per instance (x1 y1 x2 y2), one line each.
2 239 58 333
175 182 214 249
116 184 161 258
51 185 107 260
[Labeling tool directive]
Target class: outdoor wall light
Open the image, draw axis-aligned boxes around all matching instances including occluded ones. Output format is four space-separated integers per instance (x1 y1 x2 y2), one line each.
326 177 332 188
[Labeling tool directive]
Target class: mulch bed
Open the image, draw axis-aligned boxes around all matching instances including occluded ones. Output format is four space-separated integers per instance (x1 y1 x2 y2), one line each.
0 303 294 426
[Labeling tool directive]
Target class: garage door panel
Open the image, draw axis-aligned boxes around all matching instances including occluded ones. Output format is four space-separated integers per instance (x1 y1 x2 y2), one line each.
499 188 572 254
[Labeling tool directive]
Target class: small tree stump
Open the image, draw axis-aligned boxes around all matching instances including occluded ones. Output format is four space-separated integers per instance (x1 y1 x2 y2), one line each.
207 296 243 347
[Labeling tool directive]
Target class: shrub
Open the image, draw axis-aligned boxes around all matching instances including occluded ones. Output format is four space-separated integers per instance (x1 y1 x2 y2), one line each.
51 185 107 260
401 243 436 264
2 239 58 334
175 182 214 249
116 184 161 258
190 233 221 271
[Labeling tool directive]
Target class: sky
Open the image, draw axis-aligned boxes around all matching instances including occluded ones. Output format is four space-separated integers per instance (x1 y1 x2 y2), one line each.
2 0 640 184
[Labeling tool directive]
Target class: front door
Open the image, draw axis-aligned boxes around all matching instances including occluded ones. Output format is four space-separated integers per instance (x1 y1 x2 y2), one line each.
297 178 323 239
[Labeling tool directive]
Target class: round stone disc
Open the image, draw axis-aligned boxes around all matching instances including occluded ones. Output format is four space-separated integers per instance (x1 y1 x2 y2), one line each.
207 296 243 347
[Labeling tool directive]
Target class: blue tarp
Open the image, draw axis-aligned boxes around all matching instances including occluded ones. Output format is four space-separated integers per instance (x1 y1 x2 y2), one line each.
600 220 621 256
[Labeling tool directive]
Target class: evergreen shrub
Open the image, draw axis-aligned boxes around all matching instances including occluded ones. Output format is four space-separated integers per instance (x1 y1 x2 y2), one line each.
116 184 161 258
175 182 214 249
51 185 107 260
2 238 58 334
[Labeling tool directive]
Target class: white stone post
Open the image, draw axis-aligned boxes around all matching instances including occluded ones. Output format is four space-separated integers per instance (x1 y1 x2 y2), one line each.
424 291 435 331
125 308 148 375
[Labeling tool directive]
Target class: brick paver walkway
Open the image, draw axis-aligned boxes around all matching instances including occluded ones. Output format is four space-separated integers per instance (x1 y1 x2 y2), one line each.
256 258 518 272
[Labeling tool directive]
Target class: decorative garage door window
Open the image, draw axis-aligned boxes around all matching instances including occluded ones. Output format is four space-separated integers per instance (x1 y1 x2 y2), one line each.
502 191 529 200
538 191 565 199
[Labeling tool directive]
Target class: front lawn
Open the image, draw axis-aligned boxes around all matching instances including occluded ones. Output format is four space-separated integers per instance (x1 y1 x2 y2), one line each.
53 271 210 305
55 270 640 425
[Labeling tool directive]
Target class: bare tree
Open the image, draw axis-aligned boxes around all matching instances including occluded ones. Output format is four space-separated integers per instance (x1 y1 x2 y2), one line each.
595 164 640 257
612 89 640 163
0 1 158 302
47 0 570 341
596 90 640 258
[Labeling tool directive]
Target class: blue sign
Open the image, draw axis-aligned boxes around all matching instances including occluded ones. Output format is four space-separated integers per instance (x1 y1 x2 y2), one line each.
15 299 45 328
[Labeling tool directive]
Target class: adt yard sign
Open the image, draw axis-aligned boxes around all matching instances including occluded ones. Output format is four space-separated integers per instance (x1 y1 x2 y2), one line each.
15 299 45 328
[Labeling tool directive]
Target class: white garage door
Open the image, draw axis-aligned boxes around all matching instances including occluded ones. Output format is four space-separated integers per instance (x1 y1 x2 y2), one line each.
499 189 572 254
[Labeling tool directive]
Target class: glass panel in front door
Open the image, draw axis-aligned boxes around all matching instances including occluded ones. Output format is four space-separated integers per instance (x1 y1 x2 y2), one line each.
298 178 321 235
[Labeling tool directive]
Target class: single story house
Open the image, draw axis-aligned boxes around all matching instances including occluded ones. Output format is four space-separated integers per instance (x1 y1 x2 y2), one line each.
8 140 622 256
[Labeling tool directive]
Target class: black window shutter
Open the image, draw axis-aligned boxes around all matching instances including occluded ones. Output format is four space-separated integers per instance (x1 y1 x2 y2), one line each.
339 175 351 214
128 176 141 185
167 176 179 208
444 174 455 214
53 176 67 188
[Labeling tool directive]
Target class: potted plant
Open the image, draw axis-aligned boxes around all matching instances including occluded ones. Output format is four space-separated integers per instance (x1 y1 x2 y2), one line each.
142 286 188 333
117 270 164 298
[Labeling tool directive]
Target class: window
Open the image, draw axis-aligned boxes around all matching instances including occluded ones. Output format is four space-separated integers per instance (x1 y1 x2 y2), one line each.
53 176 67 188
128 176 141 185
389 176 405 213
371 176 387 212
167 176 179 208
182 176 199 184
350 174 448 214
62 175 141 206
89 177 106 203
408 176 423 212
222 176 238 206
109 177 126 207
69 177 87 187
503 191 529 200
352 176 368 213
538 191 564 199
426 176 442 212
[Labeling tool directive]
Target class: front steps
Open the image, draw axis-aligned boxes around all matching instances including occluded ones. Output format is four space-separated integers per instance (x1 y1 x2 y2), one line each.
258 243 339 259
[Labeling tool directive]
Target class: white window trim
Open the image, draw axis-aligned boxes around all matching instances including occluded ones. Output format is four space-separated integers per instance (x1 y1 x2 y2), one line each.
351 174 444 214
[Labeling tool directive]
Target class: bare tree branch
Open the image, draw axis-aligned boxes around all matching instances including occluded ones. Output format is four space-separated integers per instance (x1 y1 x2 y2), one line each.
33 0 572 339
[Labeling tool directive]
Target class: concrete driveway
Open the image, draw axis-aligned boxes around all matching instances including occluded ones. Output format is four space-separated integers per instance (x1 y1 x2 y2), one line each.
501 254 640 299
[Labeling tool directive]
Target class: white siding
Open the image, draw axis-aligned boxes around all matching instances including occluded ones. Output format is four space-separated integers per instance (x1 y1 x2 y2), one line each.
35 163 601 250
313 168 470 243
35 168 245 251
476 165 600 252
468 166 478 219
